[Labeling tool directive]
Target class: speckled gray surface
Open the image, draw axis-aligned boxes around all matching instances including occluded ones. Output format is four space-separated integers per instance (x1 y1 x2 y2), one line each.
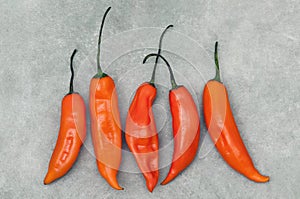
0 0 299 198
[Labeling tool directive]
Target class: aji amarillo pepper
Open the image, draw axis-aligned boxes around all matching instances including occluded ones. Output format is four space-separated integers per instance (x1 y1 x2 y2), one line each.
89 7 123 190
203 42 269 183
143 53 200 185
125 25 173 192
44 49 86 185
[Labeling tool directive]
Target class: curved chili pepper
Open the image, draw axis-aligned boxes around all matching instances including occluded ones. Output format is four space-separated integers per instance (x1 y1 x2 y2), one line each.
143 53 200 185
44 49 86 185
203 42 269 183
89 7 123 190
125 25 173 192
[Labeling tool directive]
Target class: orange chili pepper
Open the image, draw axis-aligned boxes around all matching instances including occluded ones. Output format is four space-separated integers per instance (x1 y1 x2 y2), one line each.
44 49 86 185
143 53 200 185
203 42 270 183
125 25 173 192
89 7 123 190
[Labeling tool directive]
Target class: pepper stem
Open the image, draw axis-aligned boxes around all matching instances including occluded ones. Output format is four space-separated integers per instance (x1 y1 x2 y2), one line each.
149 24 173 84
213 41 221 82
97 7 111 76
69 49 77 94
143 53 178 89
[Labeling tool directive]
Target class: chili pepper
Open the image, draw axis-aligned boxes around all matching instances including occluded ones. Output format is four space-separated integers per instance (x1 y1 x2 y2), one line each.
44 49 86 185
89 7 123 190
143 53 200 185
125 25 173 192
203 42 269 183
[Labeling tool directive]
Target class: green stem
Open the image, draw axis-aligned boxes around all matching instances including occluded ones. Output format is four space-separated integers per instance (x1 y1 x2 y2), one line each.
143 53 178 89
69 49 77 94
213 41 221 82
149 24 173 84
96 7 111 76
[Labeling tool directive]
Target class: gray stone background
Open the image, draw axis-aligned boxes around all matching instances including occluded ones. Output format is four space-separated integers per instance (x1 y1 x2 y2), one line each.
0 0 299 198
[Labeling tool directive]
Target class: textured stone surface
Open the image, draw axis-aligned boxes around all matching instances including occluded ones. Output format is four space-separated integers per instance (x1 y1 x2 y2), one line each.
0 0 299 198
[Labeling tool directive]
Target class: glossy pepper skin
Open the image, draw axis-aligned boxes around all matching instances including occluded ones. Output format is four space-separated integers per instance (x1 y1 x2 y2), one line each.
143 54 200 185
89 7 123 190
125 83 159 192
203 42 269 183
125 25 173 192
44 49 86 185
